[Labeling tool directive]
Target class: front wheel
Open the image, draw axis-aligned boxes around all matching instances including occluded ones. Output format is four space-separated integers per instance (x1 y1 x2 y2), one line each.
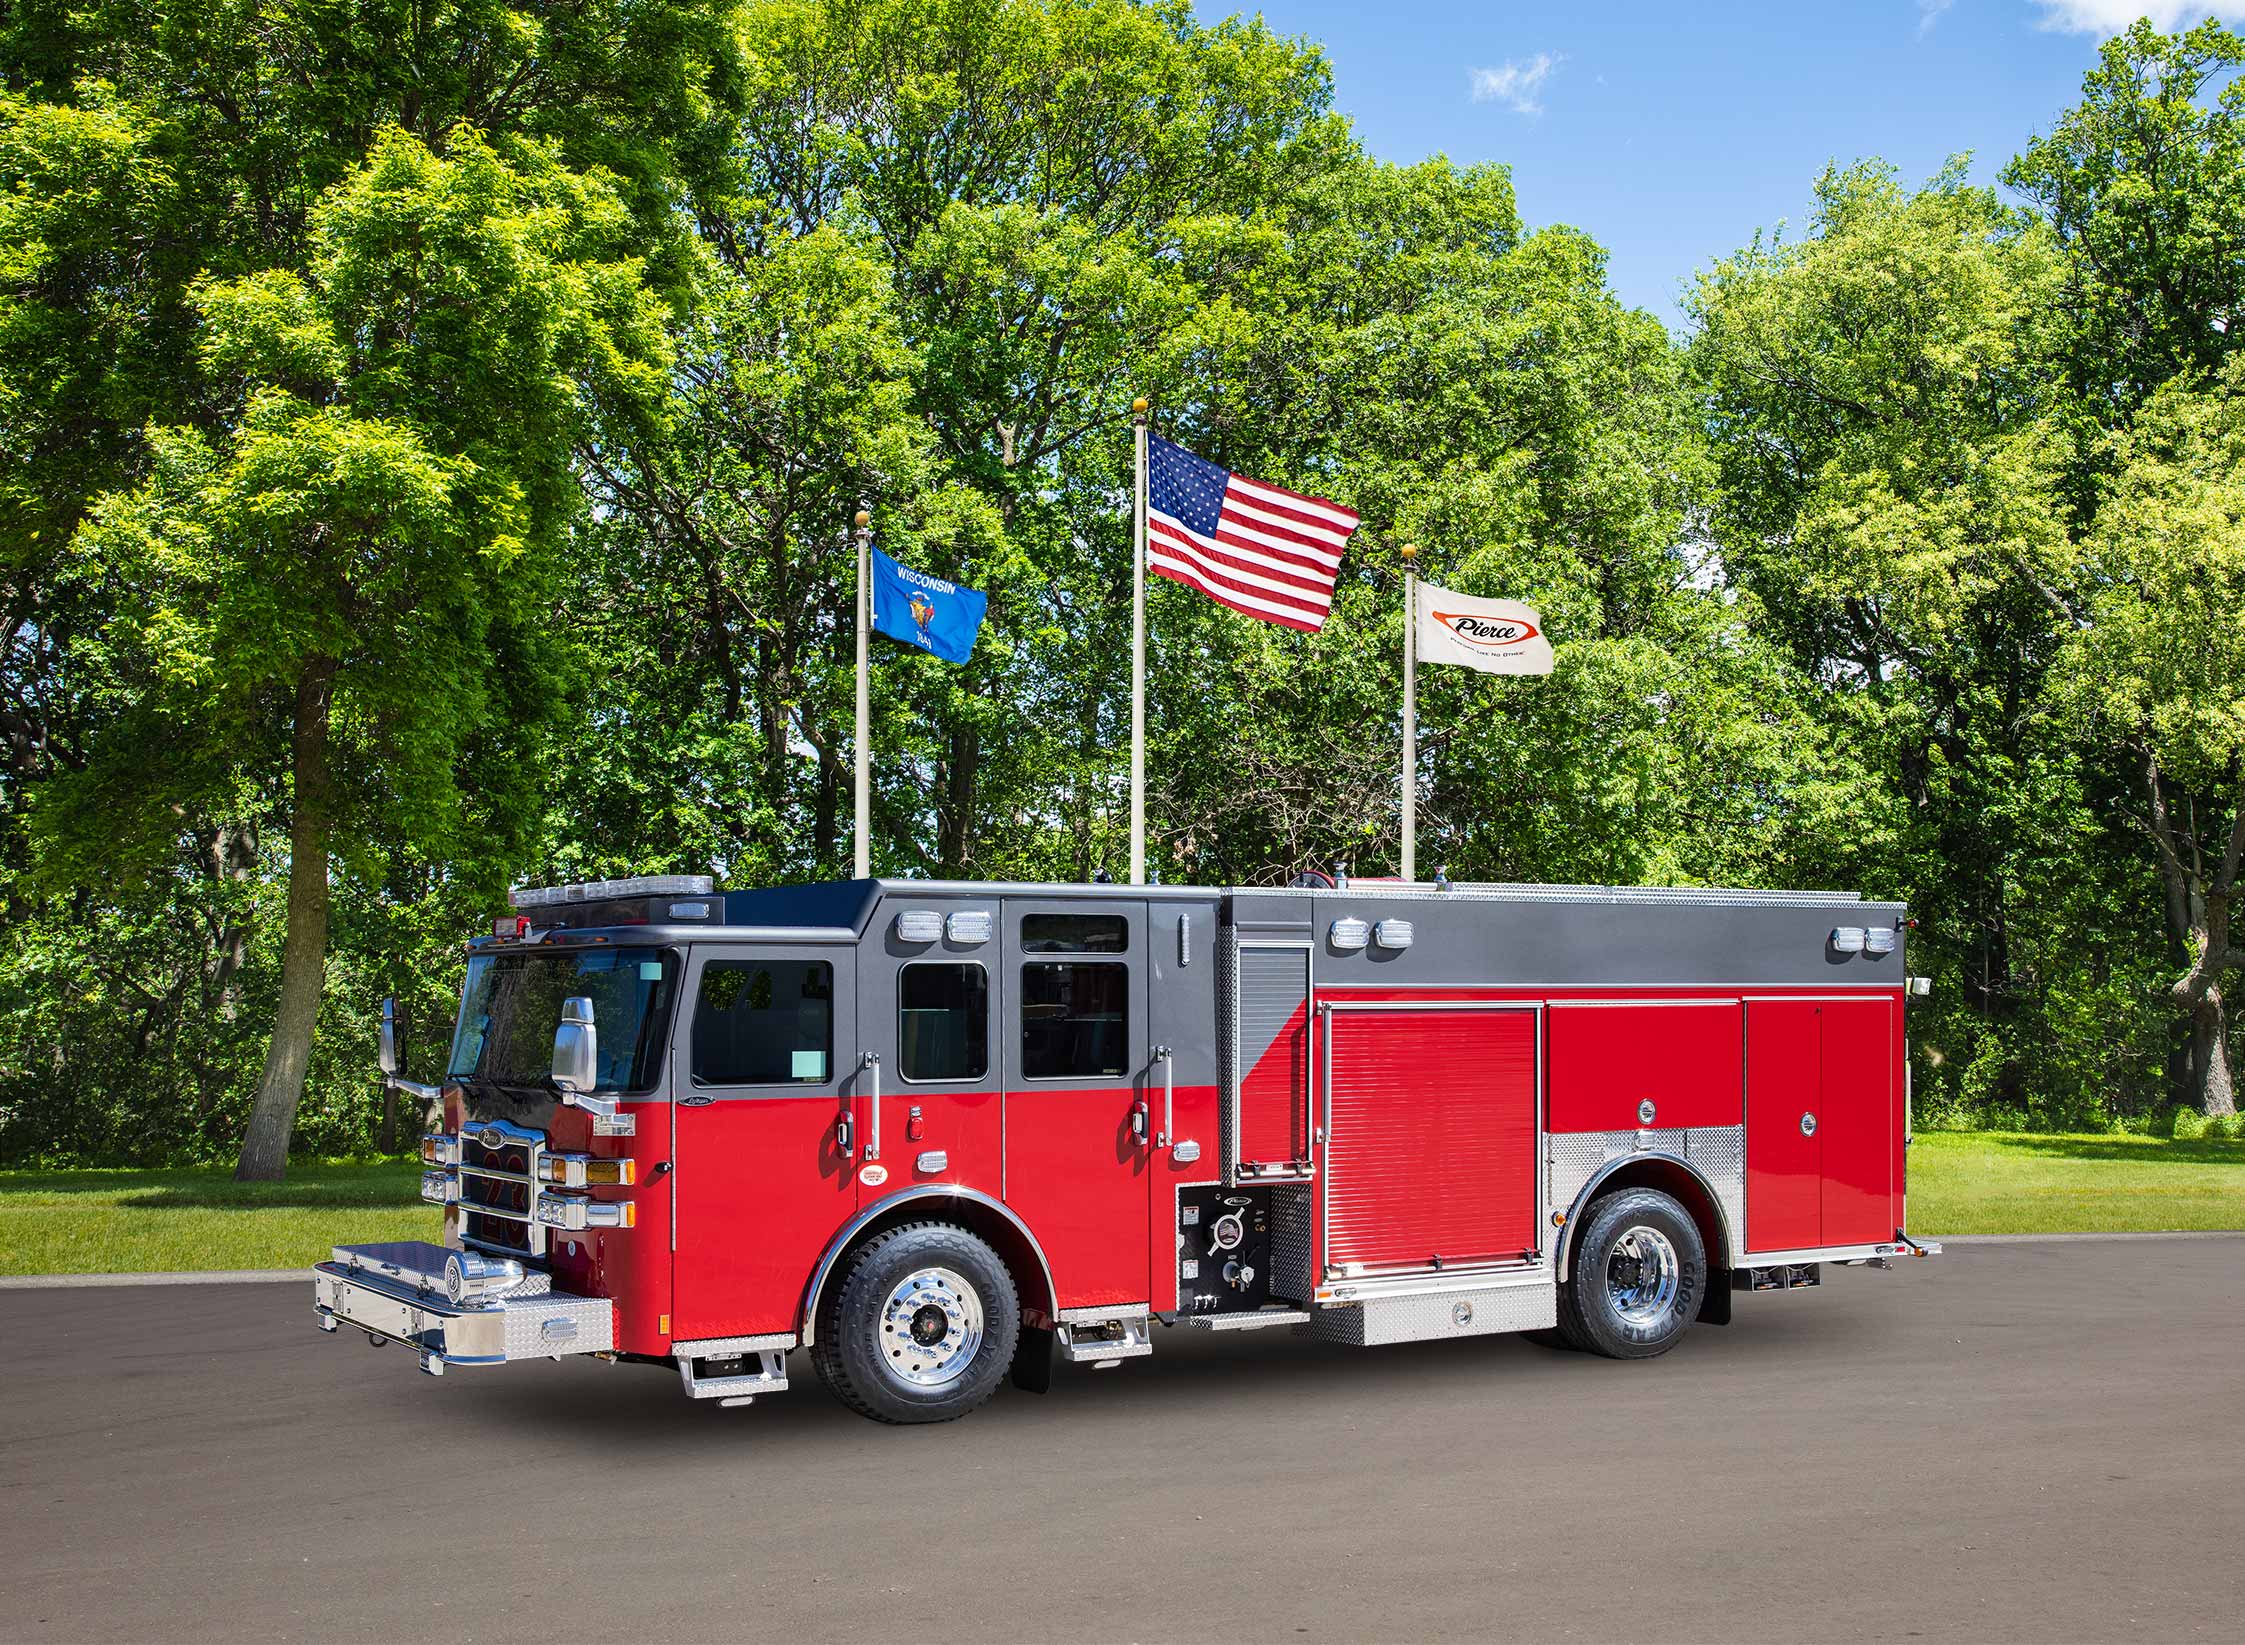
1558 1188 1705 1359
811 1221 1020 1424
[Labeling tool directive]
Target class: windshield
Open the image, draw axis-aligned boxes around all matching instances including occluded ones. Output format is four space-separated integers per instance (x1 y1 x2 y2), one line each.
447 947 676 1092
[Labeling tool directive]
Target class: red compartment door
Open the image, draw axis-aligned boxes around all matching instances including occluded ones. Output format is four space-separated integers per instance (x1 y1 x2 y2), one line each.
1323 1006 1538 1271
1819 997 1898 1246
1545 1000 1743 1133
1745 1000 1822 1253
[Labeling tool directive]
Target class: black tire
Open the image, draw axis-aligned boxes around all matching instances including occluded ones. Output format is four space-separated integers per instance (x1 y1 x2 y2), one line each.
1557 1188 1705 1360
810 1222 1020 1424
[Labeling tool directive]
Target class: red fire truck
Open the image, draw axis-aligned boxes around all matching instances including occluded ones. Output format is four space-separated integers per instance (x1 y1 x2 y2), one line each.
315 872 1938 1424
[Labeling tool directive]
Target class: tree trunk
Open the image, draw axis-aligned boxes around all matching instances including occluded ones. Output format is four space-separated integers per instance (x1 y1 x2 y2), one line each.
2195 987 2237 1118
234 658 338 1182
938 723 979 873
208 823 259 1021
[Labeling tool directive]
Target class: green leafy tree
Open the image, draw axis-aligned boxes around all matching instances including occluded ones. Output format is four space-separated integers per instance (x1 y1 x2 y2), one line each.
1687 162 2160 1124
2051 360 2245 1115
2005 19 2245 426
44 130 669 1177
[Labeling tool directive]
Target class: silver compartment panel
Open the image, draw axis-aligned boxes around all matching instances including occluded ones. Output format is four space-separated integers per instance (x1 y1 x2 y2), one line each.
1304 1282 1557 1346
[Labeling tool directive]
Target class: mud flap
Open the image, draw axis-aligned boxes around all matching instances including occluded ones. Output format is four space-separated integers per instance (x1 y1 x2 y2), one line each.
1697 1263 1733 1326
1011 1323 1055 1394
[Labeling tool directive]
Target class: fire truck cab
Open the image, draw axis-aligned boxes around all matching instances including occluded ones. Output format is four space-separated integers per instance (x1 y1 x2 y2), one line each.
315 873 1937 1424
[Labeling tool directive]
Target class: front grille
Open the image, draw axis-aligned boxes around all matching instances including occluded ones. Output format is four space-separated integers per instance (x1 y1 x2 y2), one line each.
462 1168 531 1213
451 1120 547 1257
469 1137 532 1177
465 1208 532 1253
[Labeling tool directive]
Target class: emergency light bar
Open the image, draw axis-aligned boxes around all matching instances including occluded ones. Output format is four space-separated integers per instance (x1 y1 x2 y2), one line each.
509 874 715 909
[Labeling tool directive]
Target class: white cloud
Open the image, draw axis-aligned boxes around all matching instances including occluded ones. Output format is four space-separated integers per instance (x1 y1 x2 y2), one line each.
1917 0 1955 36
2034 2 2245 32
1469 52 1563 115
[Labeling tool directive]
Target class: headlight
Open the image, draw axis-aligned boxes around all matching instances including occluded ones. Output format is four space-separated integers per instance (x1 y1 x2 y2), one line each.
534 1193 636 1231
419 1133 460 1166
537 1152 636 1187
420 1169 458 1205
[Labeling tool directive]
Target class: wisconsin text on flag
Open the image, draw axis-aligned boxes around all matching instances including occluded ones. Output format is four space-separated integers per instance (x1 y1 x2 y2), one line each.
1146 434 1359 632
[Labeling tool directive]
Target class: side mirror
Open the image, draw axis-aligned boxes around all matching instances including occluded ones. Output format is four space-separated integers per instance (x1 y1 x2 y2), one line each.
378 997 401 1076
552 996 598 1096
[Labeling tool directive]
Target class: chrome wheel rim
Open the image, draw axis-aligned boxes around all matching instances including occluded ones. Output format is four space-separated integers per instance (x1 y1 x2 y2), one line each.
878 1266 985 1389
1606 1226 1681 1328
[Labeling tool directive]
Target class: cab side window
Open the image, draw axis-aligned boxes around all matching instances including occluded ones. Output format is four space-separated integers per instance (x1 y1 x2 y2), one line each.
692 960 832 1085
899 963 988 1082
1021 961 1128 1079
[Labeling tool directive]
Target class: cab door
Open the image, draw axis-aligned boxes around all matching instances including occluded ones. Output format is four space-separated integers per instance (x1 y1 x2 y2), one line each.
999 898 1152 1308
854 896 1004 1210
671 943 855 1339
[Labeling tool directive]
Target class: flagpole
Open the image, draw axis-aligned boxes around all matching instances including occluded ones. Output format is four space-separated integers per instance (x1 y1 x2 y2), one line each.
1130 397 1149 886
1400 542 1418 883
853 508 871 879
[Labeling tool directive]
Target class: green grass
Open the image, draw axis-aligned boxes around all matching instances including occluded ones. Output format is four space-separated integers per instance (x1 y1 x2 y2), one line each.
1909 1130 2245 1234
0 1132 2237 1275
0 1160 437 1276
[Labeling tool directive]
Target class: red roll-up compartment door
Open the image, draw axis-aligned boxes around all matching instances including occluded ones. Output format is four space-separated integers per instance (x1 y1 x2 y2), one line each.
1323 1006 1538 1271
1545 1000 1743 1133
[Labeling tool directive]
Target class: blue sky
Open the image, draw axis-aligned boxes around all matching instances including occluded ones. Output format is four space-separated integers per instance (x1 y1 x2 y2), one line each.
1197 2 2244 327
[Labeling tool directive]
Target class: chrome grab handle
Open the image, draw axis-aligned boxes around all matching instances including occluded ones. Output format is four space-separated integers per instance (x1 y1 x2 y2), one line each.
1153 1045 1174 1147
860 1053 881 1160
835 1111 854 1157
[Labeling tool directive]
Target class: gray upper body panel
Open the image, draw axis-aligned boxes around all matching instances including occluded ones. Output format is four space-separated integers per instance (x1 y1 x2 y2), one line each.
508 879 1905 992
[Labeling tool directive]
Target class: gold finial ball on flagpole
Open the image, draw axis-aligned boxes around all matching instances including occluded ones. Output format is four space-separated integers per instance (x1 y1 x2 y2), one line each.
1131 397 1148 416
854 510 870 529
1400 542 1418 562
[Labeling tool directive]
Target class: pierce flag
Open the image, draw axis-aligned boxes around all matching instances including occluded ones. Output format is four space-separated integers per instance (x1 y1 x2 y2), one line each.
1415 582 1554 675
869 545 987 665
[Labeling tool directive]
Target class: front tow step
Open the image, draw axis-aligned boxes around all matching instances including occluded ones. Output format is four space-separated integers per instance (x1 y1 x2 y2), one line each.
677 1347 790 1406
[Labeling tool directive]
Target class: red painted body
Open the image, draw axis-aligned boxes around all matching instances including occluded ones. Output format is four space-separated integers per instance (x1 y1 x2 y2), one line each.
468 968 1908 1346
1818 998 1897 1246
1744 1001 1822 1251
1741 996 1901 1252
534 1103 672 1353
673 1095 853 1337
1546 1000 1743 1132
1002 1084 1151 1307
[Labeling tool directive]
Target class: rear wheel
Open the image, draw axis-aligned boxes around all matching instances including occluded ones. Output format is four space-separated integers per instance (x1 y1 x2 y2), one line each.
811 1222 1020 1424
1558 1188 1705 1360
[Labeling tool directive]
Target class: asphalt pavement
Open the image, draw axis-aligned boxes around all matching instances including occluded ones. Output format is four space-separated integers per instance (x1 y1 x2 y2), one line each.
2 1237 2240 1643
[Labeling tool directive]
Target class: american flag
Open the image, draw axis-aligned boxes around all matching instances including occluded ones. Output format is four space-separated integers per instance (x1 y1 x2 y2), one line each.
1147 434 1359 632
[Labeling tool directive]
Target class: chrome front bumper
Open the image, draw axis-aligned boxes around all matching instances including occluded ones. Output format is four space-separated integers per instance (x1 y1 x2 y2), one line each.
314 1240 614 1376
